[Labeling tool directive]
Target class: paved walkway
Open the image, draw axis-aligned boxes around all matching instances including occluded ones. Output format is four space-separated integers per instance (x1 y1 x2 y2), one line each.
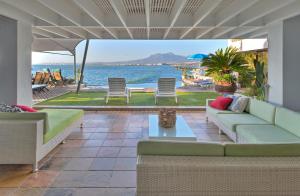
0 111 231 196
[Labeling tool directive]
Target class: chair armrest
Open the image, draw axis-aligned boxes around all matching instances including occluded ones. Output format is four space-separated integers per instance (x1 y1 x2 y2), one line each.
206 99 216 107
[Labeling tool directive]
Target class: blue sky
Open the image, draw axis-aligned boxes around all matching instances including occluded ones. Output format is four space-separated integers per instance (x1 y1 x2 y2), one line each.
32 39 228 64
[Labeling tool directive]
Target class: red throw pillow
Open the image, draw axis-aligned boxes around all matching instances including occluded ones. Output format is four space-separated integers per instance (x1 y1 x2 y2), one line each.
15 105 37 112
210 96 233 110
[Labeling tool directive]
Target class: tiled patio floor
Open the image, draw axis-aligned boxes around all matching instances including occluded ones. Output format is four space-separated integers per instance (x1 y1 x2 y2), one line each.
0 111 231 196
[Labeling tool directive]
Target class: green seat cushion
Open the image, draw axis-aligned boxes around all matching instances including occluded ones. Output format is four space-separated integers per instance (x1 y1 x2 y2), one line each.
206 105 235 117
225 143 300 156
217 113 270 132
137 140 224 156
275 107 300 138
249 99 276 123
42 109 84 143
236 125 300 144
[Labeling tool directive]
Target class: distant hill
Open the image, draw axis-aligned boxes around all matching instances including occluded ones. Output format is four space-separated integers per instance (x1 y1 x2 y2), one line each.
89 52 187 65
35 52 188 66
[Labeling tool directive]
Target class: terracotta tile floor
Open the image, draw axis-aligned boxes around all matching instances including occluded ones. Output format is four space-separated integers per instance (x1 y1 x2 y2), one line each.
0 111 231 195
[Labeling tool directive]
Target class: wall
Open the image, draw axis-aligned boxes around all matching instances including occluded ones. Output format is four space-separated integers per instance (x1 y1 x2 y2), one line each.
0 15 32 106
282 15 300 111
267 15 300 111
0 15 17 104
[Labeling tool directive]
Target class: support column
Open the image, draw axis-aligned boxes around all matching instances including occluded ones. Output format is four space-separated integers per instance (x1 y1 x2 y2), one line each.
0 15 32 106
268 14 300 111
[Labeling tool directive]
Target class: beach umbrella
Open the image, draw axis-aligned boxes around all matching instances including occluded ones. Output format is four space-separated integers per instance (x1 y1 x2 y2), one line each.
187 53 208 61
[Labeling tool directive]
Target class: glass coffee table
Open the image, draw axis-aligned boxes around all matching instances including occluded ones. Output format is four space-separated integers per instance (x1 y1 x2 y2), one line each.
148 115 197 141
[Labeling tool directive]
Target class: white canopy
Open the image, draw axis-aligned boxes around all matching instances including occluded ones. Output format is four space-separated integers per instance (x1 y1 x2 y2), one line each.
32 38 83 54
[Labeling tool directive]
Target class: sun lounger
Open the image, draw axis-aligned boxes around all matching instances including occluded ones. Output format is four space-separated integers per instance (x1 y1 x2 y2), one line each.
155 78 177 104
106 78 130 104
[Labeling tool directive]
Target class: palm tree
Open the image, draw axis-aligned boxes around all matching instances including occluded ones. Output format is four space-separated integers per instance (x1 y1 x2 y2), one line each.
202 47 248 93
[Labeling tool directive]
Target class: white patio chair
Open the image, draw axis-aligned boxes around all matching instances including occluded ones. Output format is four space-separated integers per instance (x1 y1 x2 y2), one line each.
106 78 130 104
155 78 177 104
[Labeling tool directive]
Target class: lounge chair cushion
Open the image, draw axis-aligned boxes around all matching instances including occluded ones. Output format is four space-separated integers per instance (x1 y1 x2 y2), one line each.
42 109 84 143
236 125 300 144
206 105 235 118
137 140 224 156
275 107 300 138
225 143 300 156
216 113 270 132
249 99 276 123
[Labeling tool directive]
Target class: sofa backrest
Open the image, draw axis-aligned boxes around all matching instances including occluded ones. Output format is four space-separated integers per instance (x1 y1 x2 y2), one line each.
249 99 276 123
225 143 300 156
137 140 224 156
275 107 300 138
0 112 49 133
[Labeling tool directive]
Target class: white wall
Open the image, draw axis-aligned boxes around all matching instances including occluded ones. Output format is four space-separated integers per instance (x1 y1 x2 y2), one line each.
0 15 17 104
0 15 32 106
282 14 300 111
267 15 300 111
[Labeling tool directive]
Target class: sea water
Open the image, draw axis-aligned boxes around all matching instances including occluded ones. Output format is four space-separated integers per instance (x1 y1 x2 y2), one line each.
32 64 183 88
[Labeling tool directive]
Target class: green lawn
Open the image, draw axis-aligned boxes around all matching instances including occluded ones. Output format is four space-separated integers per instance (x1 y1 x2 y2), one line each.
36 91 219 106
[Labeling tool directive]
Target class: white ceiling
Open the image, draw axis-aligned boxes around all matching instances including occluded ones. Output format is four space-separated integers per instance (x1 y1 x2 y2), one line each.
1 0 300 40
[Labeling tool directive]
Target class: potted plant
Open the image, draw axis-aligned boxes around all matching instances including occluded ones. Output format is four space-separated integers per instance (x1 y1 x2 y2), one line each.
202 47 248 94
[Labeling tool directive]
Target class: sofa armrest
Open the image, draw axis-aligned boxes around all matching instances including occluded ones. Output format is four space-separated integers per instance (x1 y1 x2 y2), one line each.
0 112 49 133
0 120 44 164
206 99 215 107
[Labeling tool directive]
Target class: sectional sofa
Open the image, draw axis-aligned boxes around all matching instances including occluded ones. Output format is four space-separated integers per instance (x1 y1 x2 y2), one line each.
206 98 300 143
137 140 300 196
0 109 84 171
137 98 300 195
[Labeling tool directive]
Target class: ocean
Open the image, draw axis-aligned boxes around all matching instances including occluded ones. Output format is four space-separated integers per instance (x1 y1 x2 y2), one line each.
32 64 183 88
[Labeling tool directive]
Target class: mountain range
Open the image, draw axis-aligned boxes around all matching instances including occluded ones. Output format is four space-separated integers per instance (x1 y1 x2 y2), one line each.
88 52 187 65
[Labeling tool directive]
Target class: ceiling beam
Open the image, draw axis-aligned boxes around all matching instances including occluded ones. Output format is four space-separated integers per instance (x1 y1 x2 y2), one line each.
0 1 34 24
227 1 300 38
73 0 118 39
228 26 261 38
36 27 70 38
163 0 187 39
144 0 150 39
196 0 259 39
37 0 102 38
2 0 86 39
247 28 268 38
212 0 295 38
110 0 134 39
180 0 222 39
262 0 300 25
32 28 53 38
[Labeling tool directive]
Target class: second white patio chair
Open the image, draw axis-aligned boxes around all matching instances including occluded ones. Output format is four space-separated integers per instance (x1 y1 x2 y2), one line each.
106 78 130 104
155 78 177 104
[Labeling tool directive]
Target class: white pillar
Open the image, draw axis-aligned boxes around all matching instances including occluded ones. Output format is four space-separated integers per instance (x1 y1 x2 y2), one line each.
268 14 300 111
267 22 283 105
0 15 32 106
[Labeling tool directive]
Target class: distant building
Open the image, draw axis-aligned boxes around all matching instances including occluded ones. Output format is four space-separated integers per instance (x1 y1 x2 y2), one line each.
228 39 268 51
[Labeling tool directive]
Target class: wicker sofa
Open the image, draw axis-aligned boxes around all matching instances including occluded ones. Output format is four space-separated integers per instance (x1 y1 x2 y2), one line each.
137 140 300 196
0 109 84 171
206 98 300 143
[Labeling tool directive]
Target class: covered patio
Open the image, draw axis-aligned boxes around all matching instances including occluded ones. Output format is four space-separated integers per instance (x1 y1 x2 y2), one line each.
1 0 300 195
